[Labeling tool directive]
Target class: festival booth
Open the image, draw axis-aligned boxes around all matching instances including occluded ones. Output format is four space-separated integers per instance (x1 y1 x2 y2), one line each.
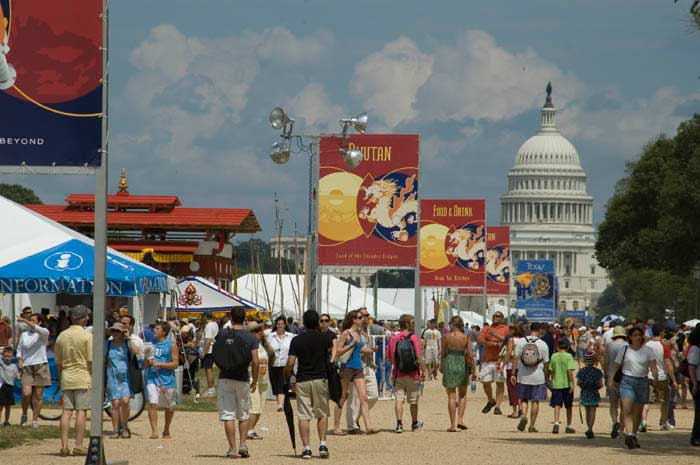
169 276 268 320
233 273 406 321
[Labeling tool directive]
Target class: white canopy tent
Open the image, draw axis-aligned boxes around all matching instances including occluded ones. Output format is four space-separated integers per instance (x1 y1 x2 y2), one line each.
168 276 265 313
233 273 406 321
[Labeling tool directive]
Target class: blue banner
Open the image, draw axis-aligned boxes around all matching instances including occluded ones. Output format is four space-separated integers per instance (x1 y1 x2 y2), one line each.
0 0 103 167
515 260 556 321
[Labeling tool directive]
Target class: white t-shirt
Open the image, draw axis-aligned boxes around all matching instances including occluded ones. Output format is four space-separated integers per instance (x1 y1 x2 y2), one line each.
615 345 654 378
687 345 700 382
422 329 441 350
267 331 296 367
644 339 668 381
602 328 614 348
514 336 550 385
17 326 50 366
204 321 219 354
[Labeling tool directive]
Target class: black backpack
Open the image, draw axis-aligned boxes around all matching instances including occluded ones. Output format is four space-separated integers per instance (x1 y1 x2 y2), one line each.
212 329 252 372
395 333 419 373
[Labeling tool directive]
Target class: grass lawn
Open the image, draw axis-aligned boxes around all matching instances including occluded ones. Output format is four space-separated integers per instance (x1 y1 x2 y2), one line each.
0 425 72 450
176 366 219 413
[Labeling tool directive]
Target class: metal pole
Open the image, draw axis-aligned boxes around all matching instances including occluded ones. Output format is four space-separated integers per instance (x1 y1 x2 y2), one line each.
311 143 322 313
413 162 422 331
87 2 109 464
373 271 379 320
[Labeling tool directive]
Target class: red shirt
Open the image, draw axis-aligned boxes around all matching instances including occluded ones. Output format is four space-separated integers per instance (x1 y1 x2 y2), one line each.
387 330 422 380
478 324 510 363
0 320 11 347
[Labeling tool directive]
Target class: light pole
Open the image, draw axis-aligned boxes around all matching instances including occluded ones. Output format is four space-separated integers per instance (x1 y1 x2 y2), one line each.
693 265 700 320
268 107 368 312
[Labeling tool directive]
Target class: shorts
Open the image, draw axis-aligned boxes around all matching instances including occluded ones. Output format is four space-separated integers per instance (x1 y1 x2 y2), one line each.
517 383 547 401
146 383 177 410
62 389 91 410
650 379 669 404
607 381 620 400
341 367 363 382
424 347 440 365
249 383 267 416
201 353 215 370
296 378 330 421
393 377 420 405
0 383 15 406
619 375 649 404
218 379 250 421
20 363 51 387
549 388 573 408
480 362 505 383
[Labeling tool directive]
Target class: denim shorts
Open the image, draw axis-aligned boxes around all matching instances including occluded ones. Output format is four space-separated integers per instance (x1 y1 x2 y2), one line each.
517 383 547 401
619 374 649 404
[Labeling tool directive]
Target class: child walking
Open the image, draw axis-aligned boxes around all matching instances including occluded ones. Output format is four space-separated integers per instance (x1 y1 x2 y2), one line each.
576 351 604 439
548 338 576 434
0 346 20 426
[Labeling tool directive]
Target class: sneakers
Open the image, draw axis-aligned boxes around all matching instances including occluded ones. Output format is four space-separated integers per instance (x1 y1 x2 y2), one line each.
493 407 502 415
482 401 496 414
20 414 27 427
565 426 576 434
611 422 620 439
660 422 675 431
319 445 329 458
585 430 595 439
552 423 560 434
395 422 404 434
247 431 262 440
238 446 250 458
517 416 528 432
301 449 312 459
32 421 39 429
639 422 647 433
2 421 9 427
203 387 216 398
411 420 423 432
624 435 635 449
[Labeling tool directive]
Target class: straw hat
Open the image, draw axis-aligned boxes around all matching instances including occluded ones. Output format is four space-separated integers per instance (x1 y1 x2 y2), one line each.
108 322 126 332
612 326 627 340
247 321 263 332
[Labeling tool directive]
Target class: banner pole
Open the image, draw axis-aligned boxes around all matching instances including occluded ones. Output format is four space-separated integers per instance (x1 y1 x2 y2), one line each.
86 2 110 464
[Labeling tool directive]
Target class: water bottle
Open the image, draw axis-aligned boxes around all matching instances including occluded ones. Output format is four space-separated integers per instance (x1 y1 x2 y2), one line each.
418 381 424 395
471 380 477 393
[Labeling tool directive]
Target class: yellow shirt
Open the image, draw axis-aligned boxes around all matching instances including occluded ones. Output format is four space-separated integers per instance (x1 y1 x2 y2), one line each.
54 325 93 390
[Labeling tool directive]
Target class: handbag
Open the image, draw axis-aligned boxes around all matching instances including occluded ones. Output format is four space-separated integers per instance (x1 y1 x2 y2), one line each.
613 346 627 383
336 332 356 366
128 351 143 395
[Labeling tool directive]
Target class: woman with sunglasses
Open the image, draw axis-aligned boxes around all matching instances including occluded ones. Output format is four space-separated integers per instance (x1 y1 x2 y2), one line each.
608 326 659 449
332 310 376 435
106 322 139 438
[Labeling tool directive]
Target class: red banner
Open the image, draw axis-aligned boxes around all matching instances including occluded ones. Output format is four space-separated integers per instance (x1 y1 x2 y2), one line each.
486 226 510 295
458 225 510 295
419 199 486 287
318 134 419 267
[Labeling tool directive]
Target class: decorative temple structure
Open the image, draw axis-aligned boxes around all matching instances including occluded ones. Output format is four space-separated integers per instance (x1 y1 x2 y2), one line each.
26 169 261 291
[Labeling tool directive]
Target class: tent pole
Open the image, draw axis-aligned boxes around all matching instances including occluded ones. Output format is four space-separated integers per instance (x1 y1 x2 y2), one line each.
10 294 16 346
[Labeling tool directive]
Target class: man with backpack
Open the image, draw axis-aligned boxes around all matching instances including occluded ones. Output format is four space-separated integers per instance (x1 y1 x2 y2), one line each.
214 307 259 459
386 314 426 433
510 322 550 433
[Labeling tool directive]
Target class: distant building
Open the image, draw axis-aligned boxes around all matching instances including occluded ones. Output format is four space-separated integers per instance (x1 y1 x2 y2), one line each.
498 84 609 312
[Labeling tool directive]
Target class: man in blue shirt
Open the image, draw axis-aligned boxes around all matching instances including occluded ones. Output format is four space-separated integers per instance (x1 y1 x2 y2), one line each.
143 321 179 439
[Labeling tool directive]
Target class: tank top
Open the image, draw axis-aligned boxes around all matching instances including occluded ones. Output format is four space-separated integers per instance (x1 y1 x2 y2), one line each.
345 334 364 370
146 340 176 388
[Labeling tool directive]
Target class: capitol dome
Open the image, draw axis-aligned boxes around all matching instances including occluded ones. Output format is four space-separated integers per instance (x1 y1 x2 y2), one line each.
496 83 608 315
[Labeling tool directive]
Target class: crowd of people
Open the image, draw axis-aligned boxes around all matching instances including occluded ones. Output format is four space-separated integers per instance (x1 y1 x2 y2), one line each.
0 304 699 459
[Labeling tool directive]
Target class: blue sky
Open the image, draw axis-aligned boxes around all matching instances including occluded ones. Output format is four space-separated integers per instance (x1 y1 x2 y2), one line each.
4 0 699 238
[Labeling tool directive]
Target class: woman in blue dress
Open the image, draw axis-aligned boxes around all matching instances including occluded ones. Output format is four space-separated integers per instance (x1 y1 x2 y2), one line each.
106 322 138 438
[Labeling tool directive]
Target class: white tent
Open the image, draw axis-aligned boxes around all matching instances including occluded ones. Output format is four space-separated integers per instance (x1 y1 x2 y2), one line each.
233 274 406 321
459 310 485 328
168 276 265 313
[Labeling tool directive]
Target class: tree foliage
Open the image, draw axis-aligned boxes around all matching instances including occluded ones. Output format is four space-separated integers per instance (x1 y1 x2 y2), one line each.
233 238 300 275
0 184 42 204
595 114 700 321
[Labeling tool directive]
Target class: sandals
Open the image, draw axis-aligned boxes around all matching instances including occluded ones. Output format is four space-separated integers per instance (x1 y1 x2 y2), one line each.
149 433 159 440
121 428 131 439
59 448 71 457
457 424 468 430
238 446 250 458
447 428 459 432
507 413 520 419
72 448 87 456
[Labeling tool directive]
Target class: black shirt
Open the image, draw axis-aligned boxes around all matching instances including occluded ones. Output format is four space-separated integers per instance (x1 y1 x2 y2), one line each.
288 330 333 383
218 328 259 382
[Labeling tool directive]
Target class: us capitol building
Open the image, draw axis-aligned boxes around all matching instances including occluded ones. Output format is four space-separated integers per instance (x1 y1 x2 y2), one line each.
497 84 608 313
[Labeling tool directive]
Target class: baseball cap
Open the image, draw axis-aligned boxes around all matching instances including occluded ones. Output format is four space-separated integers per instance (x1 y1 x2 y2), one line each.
579 326 587 331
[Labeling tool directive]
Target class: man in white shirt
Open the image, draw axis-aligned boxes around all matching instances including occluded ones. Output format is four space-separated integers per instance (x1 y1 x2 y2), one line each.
421 320 441 380
16 310 51 428
510 322 550 433
119 314 145 360
201 312 220 398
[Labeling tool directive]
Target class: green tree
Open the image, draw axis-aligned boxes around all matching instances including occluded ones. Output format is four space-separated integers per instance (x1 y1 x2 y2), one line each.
596 114 700 322
233 238 300 275
0 184 42 204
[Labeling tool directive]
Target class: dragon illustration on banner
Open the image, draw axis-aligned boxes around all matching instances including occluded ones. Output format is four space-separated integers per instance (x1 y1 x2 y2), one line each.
358 172 418 242
446 224 485 270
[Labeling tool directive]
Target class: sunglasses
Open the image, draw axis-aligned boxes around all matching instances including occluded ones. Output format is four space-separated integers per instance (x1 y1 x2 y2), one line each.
360 314 370 318
320 319 330 323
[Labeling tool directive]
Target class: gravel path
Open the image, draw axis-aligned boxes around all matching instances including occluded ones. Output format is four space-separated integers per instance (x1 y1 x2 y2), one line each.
4 381 698 464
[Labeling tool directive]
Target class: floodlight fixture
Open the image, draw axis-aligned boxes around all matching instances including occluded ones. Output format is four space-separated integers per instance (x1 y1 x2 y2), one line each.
270 141 291 164
340 147 363 169
341 112 368 138
270 107 291 130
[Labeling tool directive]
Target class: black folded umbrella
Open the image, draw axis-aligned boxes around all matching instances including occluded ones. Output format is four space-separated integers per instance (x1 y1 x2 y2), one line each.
326 361 342 407
283 385 296 454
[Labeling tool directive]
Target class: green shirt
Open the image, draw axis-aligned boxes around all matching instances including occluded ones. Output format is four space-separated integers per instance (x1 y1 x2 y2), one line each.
549 351 575 389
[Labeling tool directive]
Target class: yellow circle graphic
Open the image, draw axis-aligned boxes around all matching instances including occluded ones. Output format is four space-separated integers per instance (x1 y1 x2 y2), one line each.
319 172 364 242
419 224 450 270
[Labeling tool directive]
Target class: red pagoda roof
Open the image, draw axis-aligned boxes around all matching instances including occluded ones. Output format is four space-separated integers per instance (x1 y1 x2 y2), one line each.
109 241 199 253
26 205 261 232
66 193 182 209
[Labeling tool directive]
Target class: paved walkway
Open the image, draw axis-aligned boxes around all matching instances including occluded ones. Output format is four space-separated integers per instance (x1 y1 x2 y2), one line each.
3 381 698 464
